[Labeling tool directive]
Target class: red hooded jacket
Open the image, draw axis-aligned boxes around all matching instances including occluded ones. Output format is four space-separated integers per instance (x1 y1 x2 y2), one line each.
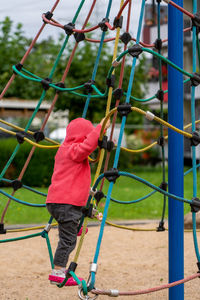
46 118 102 206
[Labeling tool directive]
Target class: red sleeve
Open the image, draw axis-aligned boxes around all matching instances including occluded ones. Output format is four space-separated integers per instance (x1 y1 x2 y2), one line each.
69 124 102 162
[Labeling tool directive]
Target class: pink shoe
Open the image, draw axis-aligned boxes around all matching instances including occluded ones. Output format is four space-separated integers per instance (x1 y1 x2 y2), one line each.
77 226 88 236
49 269 83 286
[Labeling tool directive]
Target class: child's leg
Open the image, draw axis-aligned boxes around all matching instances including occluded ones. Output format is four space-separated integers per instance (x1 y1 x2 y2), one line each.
53 204 82 269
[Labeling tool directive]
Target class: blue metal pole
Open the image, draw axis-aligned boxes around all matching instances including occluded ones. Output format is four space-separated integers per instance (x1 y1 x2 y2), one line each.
168 1 184 299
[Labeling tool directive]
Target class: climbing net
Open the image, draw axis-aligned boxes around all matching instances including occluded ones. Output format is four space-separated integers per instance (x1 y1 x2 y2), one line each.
1 0 200 299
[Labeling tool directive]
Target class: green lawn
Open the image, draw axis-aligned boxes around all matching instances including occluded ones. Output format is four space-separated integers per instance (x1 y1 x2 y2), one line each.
0 167 197 225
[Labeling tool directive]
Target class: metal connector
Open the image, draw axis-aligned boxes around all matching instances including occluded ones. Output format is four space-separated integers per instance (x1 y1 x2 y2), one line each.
112 60 121 67
90 263 98 273
146 111 155 121
44 223 51 233
109 289 119 297
89 187 97 197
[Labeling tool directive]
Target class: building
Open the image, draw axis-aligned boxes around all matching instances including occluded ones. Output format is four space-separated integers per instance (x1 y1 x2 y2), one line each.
142 0 200 162
0 98 68 139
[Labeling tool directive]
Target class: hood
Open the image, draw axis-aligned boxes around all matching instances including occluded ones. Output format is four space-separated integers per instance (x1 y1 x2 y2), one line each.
63 118 95 144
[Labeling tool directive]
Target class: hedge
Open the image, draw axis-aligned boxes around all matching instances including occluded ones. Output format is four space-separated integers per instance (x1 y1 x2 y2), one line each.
0 138 160 188
0 138 57 187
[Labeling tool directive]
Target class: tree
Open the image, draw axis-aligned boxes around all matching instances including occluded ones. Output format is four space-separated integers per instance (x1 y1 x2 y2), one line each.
0 17 147 124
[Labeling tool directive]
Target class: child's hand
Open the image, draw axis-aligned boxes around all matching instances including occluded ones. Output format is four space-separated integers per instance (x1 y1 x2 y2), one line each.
100 118 110 131
96 212 103 221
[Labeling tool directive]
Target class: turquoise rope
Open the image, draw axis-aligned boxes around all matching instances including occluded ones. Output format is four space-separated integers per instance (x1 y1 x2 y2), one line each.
1 178 47 197
119 171 191 205
107 162 200 205
82 0 113 118
0 189 45 207
89 0 146 291
109 190 156 204
192 212 200 262
91 170 193 207
92 171 192 206
184 163 200 176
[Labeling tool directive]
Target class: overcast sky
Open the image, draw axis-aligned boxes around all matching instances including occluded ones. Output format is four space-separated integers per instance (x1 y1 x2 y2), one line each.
0 0 153 40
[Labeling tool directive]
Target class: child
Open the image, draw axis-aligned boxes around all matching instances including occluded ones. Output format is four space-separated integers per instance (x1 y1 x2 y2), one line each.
46 117 110 284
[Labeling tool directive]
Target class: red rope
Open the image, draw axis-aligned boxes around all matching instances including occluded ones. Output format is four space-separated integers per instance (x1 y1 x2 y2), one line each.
99 0 132 192
0 0 60 100
42 0 132 34
92 273 200 296
168 0 194 19
42 14 100 33
85 26 192 47
74 25 99 33
116 0 131 19
85 37 115 43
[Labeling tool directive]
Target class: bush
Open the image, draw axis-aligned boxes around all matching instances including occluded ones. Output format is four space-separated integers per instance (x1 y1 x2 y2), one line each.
0 138 57 187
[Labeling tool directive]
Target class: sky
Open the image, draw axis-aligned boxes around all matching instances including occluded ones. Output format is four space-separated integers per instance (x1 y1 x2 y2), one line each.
0 0 150 40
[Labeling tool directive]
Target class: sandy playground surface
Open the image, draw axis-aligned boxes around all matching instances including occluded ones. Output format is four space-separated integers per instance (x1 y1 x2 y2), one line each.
0 221 200 300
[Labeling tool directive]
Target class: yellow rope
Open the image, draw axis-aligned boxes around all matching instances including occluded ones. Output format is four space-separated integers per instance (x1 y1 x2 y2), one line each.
184 119 200 130
105 220 200 232
121 142 157 153
99 107 195 141
0 118 59 145
120 119 200 154
73 218 88 262
2 105 192 154
23 137 59 149
94 25 122 178
6 221 200 233
7 222 58 233
154 116 192 138
72 1 124 264
0 126 59 148
0 125 97 162
105 220 156 231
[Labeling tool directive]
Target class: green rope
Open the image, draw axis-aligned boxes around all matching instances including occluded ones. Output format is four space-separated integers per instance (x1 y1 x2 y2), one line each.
108 48 193 79
197 37 200 71
43 232 54 269
57 270 87 294
142 48 193 78
156 2 166 226
0 232 41 243
0 0 86 184
70 271 88 295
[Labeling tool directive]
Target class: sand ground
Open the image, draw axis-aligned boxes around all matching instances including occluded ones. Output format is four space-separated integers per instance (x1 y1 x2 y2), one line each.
0 222 200 300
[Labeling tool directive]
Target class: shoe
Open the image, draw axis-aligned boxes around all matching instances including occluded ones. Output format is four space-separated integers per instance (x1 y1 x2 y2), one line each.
49 269 83 286
77 226 88 236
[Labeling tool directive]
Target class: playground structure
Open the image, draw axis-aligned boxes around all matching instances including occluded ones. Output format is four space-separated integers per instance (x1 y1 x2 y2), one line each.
0 0 200 299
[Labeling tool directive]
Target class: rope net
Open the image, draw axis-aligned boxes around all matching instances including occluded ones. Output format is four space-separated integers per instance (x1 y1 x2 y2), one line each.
0 0 200 298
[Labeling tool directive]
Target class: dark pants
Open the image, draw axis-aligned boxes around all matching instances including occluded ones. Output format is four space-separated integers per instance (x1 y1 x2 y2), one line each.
46 203 83 268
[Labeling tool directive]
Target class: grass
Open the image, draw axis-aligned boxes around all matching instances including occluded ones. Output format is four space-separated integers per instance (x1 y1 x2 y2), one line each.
0 167 198 225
